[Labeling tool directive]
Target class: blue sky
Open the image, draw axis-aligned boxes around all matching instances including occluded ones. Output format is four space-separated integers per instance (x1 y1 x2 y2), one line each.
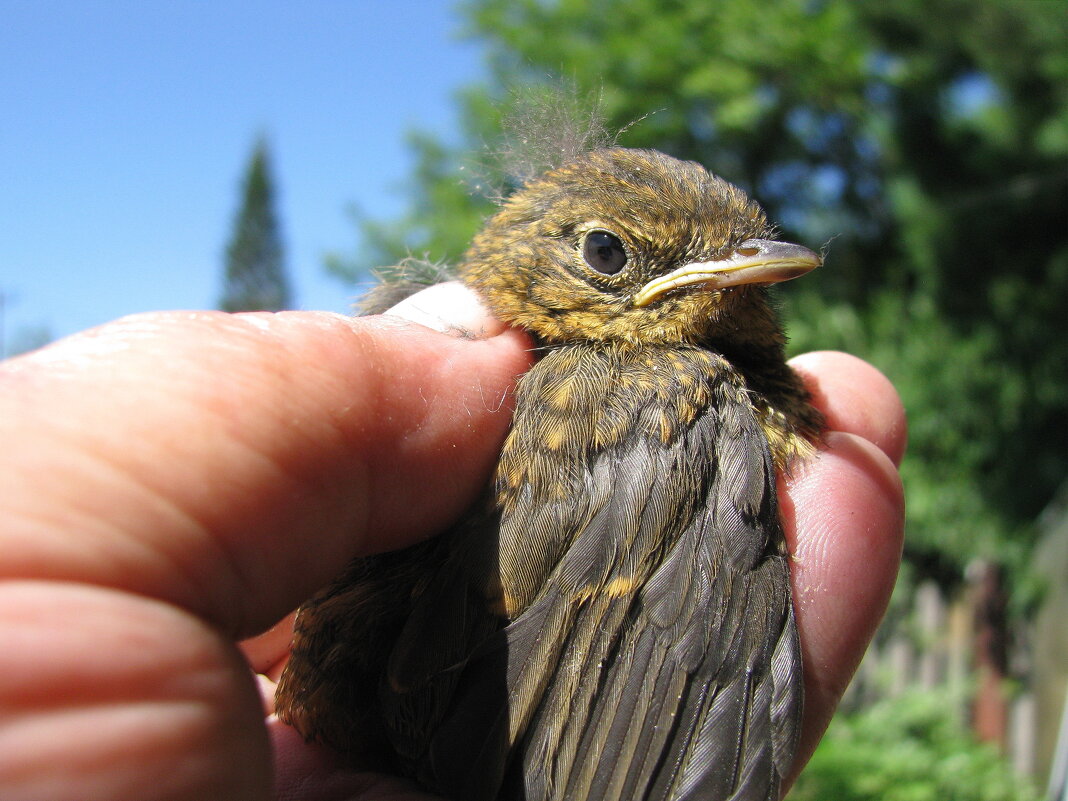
0 1 485 354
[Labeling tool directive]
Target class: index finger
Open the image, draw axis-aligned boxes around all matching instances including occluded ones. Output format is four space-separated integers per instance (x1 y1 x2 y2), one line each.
0 295 533 639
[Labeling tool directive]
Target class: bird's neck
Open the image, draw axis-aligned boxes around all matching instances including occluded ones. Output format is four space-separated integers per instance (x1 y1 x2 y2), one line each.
497 341 818 515
496 344 736 513
699 336 823 468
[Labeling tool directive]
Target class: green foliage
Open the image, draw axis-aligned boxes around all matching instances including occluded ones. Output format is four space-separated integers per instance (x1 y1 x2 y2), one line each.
220 138 291 312
788 689 1040 801
788 290 1028 574
331 0 1068 584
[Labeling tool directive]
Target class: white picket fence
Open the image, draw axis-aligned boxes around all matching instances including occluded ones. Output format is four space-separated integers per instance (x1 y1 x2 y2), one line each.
840 572 1041 778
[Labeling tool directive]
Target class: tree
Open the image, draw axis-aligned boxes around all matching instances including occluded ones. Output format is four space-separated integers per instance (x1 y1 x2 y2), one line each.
331 0 1068 590
220 138 291 312
789 689 1040 801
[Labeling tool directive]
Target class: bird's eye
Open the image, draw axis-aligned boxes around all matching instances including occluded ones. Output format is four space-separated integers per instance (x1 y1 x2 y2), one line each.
582 230 627 275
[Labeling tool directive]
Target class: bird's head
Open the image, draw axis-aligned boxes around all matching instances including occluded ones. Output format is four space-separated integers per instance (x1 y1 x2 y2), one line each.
460 148 819 348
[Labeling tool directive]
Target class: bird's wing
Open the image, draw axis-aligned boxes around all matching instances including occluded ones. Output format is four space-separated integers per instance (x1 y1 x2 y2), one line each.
491 383 798 800
275 543 441 758
385 364 802 801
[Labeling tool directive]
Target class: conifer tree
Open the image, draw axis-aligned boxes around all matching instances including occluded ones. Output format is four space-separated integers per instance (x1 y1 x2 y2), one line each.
220 139 291 312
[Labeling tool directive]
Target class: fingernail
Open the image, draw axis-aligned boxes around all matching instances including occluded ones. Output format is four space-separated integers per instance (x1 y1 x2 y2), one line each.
384 282 505 338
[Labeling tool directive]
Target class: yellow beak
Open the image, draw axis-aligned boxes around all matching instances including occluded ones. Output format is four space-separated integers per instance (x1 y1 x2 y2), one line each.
633 239 821 307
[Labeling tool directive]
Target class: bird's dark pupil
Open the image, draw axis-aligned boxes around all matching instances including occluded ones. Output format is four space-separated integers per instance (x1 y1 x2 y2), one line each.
583 231 627 275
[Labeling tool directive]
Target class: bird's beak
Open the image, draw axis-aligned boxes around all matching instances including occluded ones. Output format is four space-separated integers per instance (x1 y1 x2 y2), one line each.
633 239 821 307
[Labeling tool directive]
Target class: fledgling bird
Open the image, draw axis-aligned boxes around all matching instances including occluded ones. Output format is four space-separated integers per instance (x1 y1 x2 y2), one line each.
276 146 824 801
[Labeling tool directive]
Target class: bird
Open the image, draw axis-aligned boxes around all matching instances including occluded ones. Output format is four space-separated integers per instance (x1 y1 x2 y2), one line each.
275 145 824 801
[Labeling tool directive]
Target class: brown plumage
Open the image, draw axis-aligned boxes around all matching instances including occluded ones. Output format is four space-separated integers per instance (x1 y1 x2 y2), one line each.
276 146 823 800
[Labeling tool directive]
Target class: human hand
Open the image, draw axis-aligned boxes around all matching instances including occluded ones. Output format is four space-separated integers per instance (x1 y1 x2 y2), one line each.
0 284 903 800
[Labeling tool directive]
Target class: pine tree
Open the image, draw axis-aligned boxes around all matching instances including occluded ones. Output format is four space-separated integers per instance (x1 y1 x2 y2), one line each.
220 139 291 312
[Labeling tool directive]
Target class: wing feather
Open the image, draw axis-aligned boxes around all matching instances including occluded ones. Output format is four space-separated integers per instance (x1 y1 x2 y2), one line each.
494 380 801 801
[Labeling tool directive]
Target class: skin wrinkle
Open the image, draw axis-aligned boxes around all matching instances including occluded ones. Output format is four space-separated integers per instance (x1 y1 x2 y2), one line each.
153 317 367 630
130 414 293 635
1 422 238 627
248 315 517 623
0 580 270 799
306 322 397 562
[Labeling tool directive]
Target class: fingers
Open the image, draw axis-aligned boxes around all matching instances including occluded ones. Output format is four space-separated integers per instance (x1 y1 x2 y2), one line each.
0 286 532 800
0 290 533 638
0 580 271 801
790 350 907 466
781 351 906 780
